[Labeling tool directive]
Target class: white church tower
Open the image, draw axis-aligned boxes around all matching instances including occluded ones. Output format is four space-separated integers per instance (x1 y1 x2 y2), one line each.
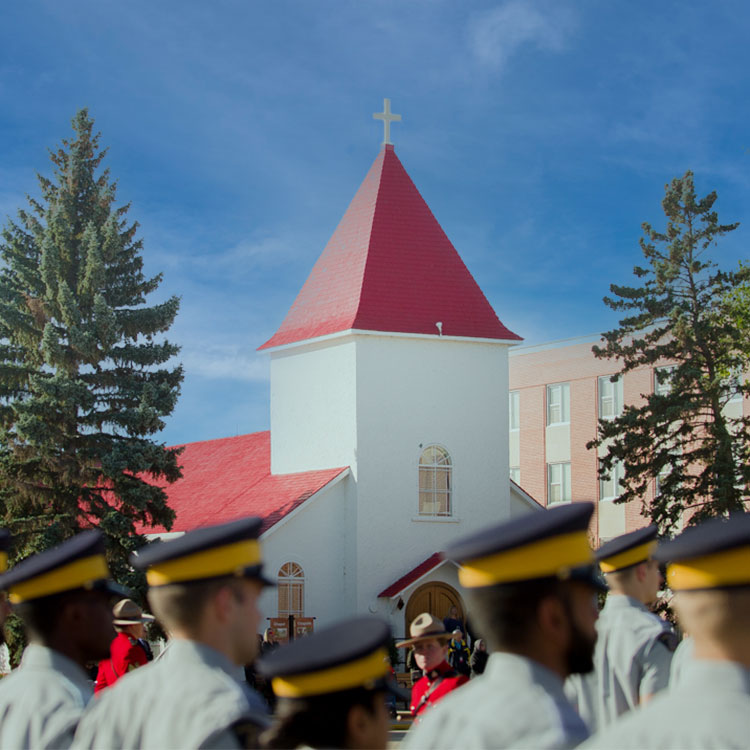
258 104 527 626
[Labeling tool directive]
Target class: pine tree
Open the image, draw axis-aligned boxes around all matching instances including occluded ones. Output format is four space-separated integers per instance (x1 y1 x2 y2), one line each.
0 109 182 584
590 171 750 533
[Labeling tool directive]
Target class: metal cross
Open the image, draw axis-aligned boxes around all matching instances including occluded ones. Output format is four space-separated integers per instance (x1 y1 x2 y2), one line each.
373 98 401 145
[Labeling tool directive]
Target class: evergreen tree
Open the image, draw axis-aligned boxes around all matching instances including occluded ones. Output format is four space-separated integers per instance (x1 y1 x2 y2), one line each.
590 171 750 533
0 109 182 584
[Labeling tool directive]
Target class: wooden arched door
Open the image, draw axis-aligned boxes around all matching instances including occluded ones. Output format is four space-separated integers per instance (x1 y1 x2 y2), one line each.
405 581 464 634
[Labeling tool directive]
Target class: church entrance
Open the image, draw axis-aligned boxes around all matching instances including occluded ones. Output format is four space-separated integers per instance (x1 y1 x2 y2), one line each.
404 581 464 634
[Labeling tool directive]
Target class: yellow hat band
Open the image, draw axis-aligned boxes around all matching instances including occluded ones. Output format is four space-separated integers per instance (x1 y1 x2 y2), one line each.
272 647 390 698
8 554 109 604
667 545 750 591
146 539 262 586
599 540 657 573
458 530 593 588
0 551 7 573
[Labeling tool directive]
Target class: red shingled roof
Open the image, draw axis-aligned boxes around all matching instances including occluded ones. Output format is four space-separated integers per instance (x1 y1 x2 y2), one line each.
378 552 450 598
260 145 521 350
141 432 347 534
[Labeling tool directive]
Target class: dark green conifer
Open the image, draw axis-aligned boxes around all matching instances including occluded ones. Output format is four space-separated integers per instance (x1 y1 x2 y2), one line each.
0 109 182 585
590 171 750 533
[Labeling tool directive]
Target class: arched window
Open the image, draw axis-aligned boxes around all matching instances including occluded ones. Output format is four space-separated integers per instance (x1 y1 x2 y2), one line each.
419 445 452 516
277 562 305 617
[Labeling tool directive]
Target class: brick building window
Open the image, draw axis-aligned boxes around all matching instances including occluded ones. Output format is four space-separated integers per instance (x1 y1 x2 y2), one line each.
547 462 571 504
598 375 623 419
599 459 624 501
654 365 676 396
278 562 305 617
546 383 570 425
509 391 520 431
419 445 452 516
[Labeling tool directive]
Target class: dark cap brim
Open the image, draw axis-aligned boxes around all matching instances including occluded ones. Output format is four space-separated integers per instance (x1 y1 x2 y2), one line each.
569 565 608 594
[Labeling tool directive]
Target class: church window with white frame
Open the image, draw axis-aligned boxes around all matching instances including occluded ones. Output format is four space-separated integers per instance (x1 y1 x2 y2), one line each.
418 445 452 516
277 562 305 618
546 383 570 425
598 375 623 420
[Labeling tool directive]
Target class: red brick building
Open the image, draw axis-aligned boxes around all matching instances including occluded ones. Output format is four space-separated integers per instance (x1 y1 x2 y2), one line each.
507 334 744 543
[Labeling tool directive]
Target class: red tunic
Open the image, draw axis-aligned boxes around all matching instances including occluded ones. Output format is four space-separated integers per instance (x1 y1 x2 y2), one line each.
409 660 468 722
94 632 148 694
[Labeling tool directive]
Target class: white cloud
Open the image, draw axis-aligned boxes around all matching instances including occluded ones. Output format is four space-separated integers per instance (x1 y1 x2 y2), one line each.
467 0 575 72
180 342 269 383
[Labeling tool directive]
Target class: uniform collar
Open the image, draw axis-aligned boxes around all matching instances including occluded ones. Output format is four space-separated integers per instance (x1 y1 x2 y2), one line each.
425 660 454 680
679 659 750 694
162 638 243 682
603 593 650 613
485 652 566 695
20 643 93 698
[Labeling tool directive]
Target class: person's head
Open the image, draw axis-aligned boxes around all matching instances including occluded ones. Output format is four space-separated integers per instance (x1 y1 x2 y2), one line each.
264 627 276 643
656 513 750 666
134 516 272 666
112 598 155 640
396 613 452 672
474 638 486 653
448 605 458 618
258 616 398 750
451 628 463 643
0 530 125 667
445 502 603 680
598 526 662 605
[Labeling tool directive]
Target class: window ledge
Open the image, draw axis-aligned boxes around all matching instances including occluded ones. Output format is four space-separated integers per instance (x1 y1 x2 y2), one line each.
412 516 462 523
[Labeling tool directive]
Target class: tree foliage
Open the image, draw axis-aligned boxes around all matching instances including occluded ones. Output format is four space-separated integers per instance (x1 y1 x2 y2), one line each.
0 109 182 587
590 170 750 533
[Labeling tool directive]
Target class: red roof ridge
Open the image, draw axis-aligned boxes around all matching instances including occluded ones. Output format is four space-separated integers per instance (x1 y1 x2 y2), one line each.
260 146 521 350
378 551 453 598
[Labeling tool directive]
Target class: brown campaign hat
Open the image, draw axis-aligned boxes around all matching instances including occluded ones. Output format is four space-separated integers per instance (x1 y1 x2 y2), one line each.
113 598 156 626
395 613 452 648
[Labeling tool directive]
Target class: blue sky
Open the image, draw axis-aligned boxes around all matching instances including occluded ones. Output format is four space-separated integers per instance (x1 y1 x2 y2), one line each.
2 1 750 446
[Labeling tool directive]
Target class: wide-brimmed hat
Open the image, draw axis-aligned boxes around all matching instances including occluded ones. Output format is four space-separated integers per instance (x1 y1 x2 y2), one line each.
395 613 452 648
113 598 156 625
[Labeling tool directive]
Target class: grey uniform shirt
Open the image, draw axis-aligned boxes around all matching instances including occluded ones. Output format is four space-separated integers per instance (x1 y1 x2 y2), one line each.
566 594 675 731
405 652 589 749
0 644 93 749
580 659 750 749
73 639 267 749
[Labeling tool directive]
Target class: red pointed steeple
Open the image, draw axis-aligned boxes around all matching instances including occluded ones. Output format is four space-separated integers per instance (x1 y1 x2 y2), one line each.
259 145 521 350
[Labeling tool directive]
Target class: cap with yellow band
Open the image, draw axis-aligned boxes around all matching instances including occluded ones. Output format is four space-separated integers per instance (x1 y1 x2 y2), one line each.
257 616 405 701
655 513 750 592
444 502 605 592
597 525 658 574
0 530 127 603
132 516 273 588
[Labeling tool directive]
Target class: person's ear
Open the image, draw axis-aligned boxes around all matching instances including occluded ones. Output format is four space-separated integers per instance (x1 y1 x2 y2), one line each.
212 585 235 624
635 562 648 583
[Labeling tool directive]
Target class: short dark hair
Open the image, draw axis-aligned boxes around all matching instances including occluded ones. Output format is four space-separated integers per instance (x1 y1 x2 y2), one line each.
147 575 246 632
261 688 383 749
466 577 565 651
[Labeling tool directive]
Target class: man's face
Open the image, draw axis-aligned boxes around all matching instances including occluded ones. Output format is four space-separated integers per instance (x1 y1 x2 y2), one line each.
642 559 663 605
229 578 264 665
561 582 599 676
413 638 448 672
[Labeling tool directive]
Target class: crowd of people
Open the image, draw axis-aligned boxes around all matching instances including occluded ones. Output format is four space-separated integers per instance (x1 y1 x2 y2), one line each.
0 503 747 748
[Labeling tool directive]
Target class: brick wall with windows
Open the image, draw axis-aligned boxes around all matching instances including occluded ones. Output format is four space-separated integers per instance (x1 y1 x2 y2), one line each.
509 336 656 543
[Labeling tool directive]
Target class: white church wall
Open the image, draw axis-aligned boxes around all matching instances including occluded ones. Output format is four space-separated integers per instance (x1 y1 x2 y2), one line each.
258 475 351 631
352 334 512 612
269 336 358 475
